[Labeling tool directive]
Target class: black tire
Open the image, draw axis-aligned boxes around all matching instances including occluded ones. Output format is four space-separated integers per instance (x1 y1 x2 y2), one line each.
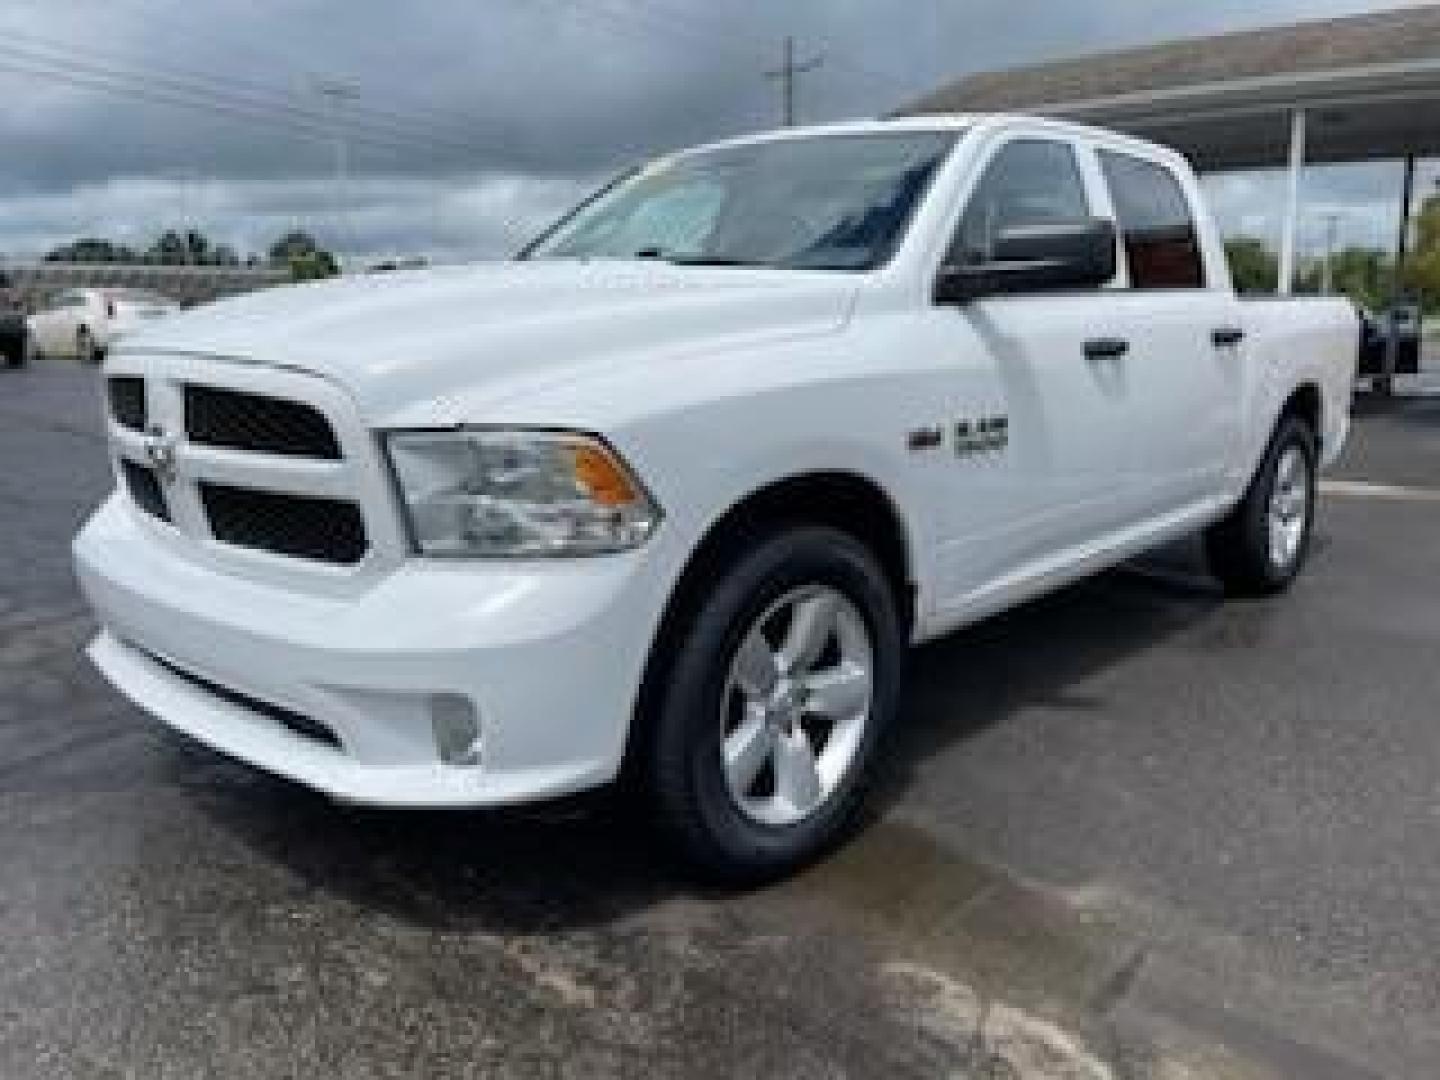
1205 415 1317 597
645 526 904 883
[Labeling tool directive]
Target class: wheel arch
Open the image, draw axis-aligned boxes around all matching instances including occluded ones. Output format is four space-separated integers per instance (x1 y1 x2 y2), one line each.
1279 381 1322 451
623 469 915 782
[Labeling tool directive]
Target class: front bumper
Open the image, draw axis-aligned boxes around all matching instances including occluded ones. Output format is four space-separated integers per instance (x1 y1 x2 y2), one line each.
74 494 671 806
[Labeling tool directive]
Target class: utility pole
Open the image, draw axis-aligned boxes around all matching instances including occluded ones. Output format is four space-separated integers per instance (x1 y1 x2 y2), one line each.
765 36 823 127
311 76 360 270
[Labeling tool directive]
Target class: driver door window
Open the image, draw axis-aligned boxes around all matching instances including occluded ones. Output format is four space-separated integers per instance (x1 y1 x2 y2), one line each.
951 140 1091 266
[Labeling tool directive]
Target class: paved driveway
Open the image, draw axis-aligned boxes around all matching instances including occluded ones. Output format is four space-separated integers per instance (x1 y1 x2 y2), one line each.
2 365 1437 1077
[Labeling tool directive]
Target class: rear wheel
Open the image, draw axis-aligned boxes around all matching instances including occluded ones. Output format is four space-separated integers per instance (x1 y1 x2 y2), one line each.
1205 415 1317 596
646 526 903 882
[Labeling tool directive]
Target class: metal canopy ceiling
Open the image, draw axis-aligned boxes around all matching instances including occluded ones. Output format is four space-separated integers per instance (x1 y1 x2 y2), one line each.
900 4 1440 170
1035 63 1440 171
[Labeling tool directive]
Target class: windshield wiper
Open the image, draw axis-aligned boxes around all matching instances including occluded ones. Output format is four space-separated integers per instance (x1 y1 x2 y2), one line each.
631 248 771 268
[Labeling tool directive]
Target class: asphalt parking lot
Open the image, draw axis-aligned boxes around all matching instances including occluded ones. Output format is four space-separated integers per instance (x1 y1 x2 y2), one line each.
3 363 1439 1078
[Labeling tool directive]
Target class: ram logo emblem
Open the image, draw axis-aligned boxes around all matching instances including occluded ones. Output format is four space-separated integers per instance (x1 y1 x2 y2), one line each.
142 425 180 485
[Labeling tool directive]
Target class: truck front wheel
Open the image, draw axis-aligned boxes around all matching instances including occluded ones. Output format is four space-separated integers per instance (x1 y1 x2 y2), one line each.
1205 415 1317 596
646 526 903 882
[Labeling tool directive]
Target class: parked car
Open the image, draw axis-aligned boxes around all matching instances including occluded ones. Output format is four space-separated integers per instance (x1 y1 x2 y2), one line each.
28 288 180 364
1357 305 1421 377
0 271 31 369
74 116 1357 880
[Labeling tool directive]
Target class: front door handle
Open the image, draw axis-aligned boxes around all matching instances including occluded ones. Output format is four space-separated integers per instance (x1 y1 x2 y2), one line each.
1084 337 1129 360
1212 327 1246 347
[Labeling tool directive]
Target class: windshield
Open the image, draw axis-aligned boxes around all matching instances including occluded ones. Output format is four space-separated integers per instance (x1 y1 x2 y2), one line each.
526 130 958 272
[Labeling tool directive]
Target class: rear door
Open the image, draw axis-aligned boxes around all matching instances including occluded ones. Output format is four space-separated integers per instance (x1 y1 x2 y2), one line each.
1089 145 1242 519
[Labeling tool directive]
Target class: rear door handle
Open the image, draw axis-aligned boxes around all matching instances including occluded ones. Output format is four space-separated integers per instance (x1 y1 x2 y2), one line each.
1083 338 1129 360
1212 327 1246 347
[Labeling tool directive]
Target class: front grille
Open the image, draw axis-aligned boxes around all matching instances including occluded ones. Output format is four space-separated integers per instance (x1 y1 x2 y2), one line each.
108 377 146 431
200 483 366 565
142 646 343 750
185 385 341 460
120 460 170 522
108 373 371 567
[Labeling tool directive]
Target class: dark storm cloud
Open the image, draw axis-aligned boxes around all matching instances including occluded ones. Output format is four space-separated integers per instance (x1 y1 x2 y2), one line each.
0 0 1425 259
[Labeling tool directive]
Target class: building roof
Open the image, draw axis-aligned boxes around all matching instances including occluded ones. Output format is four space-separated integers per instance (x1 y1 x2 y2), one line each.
898 4 1440 169
902 4 1440 115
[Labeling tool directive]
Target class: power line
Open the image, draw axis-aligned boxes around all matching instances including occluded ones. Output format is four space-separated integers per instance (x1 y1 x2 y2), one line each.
58 0 499 141
600 0 900 89
0 30 496 159
0 4 495 149
0 51 513 172
535 0 903 92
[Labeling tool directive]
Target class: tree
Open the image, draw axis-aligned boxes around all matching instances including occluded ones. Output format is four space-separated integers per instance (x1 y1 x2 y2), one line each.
1223 237 1278 295
1300 246 1393 312
268 230 321 263
268 230 340 281
183 229 210 264
45 237 139 263
40 228 337 279
1401 193 1440 316
287 249 341 281
149 230 189 265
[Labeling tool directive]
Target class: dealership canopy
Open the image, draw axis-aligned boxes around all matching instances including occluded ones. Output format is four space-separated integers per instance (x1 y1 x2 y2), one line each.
899 3 1440 293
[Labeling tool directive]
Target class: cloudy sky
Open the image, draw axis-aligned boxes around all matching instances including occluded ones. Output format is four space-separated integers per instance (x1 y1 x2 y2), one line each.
0 0 1431 263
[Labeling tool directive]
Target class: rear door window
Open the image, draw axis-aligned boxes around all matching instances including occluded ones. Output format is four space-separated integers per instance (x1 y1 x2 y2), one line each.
1099 151 1205 289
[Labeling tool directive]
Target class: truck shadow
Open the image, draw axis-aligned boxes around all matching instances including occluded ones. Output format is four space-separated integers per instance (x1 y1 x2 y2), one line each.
880 538 1224 808
187 539 1231 935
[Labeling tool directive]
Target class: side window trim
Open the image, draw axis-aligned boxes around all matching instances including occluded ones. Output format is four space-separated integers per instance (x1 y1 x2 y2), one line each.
1075 142 1129 290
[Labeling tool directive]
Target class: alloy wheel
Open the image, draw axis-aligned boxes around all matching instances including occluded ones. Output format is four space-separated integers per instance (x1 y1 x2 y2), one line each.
1267 443 1310 570
719 584 873 827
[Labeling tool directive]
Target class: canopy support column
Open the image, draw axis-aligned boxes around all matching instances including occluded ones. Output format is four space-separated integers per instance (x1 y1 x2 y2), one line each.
1278 108 1307 296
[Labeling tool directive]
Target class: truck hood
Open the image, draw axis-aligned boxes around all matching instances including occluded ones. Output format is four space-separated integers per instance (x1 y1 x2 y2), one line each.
123 260 859 423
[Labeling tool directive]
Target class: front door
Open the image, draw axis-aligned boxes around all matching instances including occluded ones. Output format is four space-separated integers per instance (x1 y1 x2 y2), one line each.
928 136 1142 608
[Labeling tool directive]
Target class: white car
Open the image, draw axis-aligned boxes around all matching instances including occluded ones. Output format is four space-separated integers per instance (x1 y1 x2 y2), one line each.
74 116 1356 879
29 287 180 363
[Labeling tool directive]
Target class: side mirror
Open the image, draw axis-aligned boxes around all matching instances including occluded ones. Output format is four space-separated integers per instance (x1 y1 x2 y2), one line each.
935 218 1117 304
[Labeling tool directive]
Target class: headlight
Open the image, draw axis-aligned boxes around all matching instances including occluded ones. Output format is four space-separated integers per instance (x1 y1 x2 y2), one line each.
384 429 661 557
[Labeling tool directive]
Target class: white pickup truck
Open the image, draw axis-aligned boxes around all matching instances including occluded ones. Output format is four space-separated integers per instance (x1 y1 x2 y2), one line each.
75 116 1356 879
